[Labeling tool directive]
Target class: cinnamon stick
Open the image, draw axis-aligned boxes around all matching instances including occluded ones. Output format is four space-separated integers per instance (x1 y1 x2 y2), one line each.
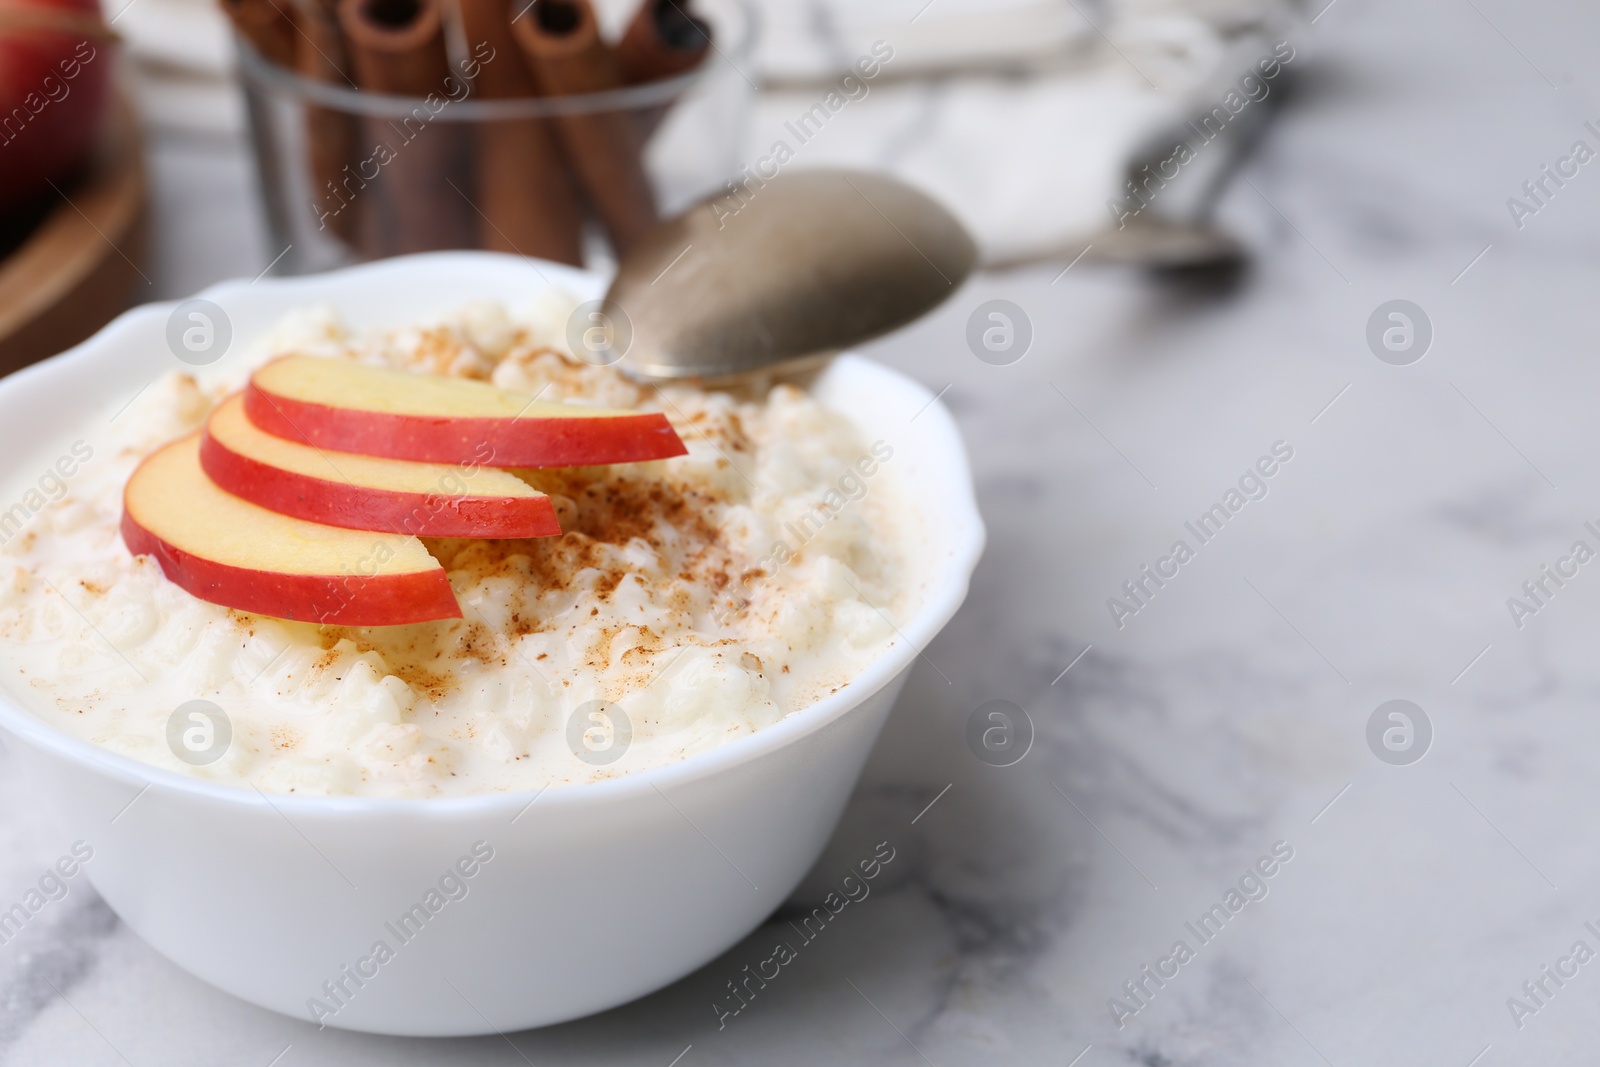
337 0 476 253
455 0 583 263
292 0 365 248
615 0 708 84
615 0 710 142
218 0 296 68
512 0 656 254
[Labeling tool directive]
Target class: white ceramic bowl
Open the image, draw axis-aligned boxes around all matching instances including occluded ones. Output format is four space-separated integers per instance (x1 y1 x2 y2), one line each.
0 253 983 1036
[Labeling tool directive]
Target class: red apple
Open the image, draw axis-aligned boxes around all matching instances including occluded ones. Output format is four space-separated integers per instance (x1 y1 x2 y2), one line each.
201 393 563 538
122 434 462 627
0 0 113 210
245 355 688 468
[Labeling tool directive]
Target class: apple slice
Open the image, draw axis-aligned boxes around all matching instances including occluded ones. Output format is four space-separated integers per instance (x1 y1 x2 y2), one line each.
201 394 562 538
245 355 688 468
122 435 460 626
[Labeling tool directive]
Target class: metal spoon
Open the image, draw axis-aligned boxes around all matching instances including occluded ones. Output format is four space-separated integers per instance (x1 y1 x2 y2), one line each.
602 169 977 382
1076 69 1293 273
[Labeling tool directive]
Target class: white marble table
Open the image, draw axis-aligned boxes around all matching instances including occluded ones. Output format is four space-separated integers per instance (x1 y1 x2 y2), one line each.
8 0 1600 1062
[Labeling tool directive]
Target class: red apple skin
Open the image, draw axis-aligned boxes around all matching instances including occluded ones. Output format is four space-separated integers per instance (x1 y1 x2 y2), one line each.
0 0 113 208
199 430 563 539
244 382 689 469
120 508 463 627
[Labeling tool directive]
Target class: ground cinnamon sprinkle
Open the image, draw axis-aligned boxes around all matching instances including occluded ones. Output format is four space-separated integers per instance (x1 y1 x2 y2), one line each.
310 459 744 700
389 663 452 701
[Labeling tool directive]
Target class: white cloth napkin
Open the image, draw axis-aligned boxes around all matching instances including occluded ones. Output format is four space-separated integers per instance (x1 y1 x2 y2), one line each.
747 0 1308 264
750 0 1097 83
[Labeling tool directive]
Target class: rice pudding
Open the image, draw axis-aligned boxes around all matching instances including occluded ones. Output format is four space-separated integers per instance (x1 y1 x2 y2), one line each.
0 294 913 797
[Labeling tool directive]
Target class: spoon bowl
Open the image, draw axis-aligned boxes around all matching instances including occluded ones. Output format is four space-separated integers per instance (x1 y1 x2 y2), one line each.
604 169 977 382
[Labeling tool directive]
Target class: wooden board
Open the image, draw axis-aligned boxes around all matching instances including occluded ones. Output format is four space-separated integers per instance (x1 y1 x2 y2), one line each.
0 95 147 376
